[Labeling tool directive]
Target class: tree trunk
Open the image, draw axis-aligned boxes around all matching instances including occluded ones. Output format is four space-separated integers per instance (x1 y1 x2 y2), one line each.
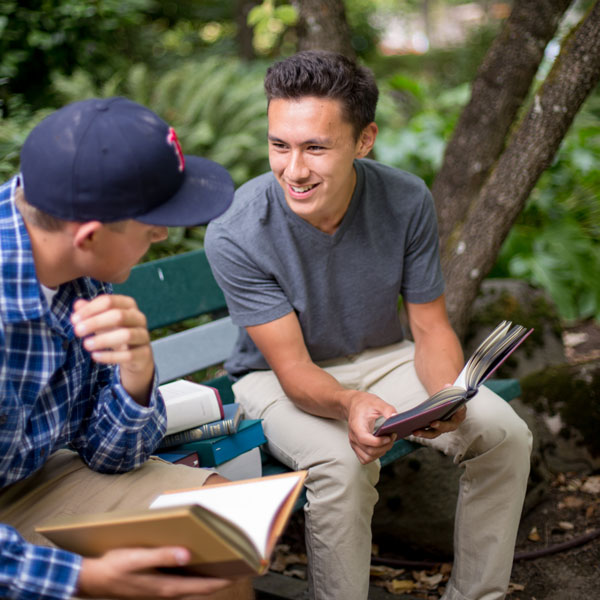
432 0 572 248
292 0 355 58
439 1 600 337
235 0 259 60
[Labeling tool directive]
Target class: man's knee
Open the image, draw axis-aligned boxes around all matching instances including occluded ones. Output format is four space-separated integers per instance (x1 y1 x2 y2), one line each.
307 447 380 507
463 393 532 461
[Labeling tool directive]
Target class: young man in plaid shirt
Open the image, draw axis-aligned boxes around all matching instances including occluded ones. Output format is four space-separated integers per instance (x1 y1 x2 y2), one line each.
0 97 251 600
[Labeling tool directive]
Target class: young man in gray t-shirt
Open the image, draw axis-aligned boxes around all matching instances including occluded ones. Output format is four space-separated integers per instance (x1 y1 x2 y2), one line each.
205 51 531 600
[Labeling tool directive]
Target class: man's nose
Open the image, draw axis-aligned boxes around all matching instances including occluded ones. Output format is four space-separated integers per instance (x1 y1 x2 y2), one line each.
286 151 309 181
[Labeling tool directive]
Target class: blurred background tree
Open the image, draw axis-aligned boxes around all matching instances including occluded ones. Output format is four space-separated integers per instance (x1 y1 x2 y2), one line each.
1 0 598 330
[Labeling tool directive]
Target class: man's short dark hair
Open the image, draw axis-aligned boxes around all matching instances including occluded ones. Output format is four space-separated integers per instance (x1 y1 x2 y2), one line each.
264 51 379 138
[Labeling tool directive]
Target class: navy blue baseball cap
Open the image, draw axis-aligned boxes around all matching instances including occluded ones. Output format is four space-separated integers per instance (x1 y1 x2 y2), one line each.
20 97 234 226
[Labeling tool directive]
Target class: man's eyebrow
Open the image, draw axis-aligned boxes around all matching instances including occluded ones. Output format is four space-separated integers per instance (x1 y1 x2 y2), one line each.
267 134 331 145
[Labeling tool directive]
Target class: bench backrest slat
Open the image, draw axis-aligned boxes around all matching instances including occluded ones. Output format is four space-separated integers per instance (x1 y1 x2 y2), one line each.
114 249 227 330
151 317 238 384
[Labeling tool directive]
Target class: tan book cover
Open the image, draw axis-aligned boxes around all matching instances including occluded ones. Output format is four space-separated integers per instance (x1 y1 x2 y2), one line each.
36 470 307 578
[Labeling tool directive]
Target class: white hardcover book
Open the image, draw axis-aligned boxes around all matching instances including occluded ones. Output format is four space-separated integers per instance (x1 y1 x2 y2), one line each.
159 379 224 435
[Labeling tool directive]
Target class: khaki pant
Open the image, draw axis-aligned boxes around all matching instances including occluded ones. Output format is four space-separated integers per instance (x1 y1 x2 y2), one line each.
0 451 253 599
0 451 214 547
233 341 533 600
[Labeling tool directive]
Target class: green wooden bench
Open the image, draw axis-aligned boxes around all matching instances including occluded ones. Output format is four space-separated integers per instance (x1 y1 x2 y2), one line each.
114 248 522 475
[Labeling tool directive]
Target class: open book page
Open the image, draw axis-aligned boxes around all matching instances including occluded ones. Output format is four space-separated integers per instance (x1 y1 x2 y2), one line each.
403 386 466 415
150 473 304 557
462 322 532 389
454 321 531 390
453 363 469 390
477 325 531 381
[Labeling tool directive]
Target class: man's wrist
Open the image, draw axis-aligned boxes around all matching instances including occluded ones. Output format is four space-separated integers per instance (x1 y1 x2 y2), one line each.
335 388 362 421
120 361 156 406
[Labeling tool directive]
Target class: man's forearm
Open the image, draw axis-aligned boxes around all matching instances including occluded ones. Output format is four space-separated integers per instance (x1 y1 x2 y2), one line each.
274 359 359 421
413 326 464 396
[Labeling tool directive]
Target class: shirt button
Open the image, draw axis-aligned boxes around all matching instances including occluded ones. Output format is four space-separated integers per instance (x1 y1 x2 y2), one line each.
0 414 7 425
62 339 69 350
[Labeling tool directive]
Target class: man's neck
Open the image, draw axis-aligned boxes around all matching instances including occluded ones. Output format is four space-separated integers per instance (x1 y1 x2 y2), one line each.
23 220 80 288
303 168 356 235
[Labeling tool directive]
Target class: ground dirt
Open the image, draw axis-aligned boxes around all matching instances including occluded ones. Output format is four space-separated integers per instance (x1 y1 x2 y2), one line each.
269 320 600 599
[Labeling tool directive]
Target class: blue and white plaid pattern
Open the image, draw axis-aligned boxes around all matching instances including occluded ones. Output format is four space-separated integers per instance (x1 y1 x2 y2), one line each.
0 177 167 599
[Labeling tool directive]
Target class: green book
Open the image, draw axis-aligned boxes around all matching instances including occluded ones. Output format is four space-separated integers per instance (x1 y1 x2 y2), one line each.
173 419 266 467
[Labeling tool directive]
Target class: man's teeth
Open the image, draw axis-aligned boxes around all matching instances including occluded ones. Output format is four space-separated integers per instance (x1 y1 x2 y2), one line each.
291 184 315 193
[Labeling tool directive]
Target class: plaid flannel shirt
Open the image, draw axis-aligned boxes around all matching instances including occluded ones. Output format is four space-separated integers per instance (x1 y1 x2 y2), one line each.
0 177 167 599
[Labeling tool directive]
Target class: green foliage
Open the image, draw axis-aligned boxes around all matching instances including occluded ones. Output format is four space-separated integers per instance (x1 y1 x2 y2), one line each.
248 0 298 56
0 0 154 110
374 76 469 186
343 0 391 57
0 96 53 181
141 1 238 65
491 93 600 322
369 18 499 89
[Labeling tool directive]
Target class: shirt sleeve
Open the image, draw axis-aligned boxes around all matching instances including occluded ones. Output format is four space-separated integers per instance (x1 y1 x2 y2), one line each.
204 224 293 327
70 364 167 474
400 186 445 304
0 524 81 600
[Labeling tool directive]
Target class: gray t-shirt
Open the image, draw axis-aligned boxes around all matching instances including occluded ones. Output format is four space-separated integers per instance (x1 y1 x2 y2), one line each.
204 159 445 377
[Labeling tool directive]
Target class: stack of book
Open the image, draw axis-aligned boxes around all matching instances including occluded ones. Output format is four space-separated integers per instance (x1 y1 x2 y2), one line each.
156 379 266 480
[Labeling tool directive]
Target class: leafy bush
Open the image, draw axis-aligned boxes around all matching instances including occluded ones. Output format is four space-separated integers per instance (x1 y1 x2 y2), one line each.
0 97 51 181
375 76 468 186
0 0 154 110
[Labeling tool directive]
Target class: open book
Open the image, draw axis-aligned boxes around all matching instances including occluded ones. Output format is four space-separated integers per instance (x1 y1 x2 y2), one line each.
36 471 307 578
373 320 533 439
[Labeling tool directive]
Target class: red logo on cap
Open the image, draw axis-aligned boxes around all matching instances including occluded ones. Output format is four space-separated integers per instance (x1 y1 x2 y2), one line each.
167 127 185 172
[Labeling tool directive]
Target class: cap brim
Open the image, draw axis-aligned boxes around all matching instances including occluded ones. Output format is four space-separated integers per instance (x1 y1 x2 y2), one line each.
136 156 234 227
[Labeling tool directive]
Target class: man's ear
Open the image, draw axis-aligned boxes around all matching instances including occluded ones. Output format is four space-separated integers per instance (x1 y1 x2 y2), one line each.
72 221 103 250
356 122 378 159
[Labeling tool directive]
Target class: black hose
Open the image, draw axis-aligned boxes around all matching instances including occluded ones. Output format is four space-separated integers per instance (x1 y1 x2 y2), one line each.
513 527 600 561
370 527 600 569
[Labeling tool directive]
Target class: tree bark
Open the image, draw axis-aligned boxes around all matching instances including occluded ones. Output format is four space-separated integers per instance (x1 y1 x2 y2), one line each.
432 0 572 248
235 0 259 60
441 1 600 337
292 0 355 58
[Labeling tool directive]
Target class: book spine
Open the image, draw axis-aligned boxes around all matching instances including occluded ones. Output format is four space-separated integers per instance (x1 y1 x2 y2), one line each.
162 418 237 447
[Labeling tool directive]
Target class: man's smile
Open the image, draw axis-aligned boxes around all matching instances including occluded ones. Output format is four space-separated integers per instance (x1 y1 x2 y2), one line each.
287 182 320 199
